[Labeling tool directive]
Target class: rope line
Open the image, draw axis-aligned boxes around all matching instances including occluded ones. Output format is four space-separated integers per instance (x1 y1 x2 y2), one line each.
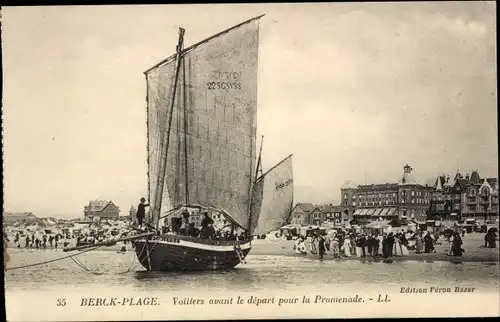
5 228 143 275
5 246 102 271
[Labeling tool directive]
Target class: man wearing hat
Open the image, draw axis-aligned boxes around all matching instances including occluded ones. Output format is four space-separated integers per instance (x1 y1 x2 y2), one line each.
136 197 150 228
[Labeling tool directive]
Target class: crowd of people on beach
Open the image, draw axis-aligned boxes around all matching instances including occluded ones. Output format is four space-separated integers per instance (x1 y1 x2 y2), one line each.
292 228 478 260
10 231 71 250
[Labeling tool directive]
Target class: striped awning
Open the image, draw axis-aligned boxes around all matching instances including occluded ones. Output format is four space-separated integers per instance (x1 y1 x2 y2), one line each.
359 208 368 216
386 208 397 216
379 208 391 216
366 208 376 216
353 209 363 215
372 208 383 217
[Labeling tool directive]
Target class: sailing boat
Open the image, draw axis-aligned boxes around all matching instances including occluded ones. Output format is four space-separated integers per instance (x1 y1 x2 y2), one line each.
130 15 295 271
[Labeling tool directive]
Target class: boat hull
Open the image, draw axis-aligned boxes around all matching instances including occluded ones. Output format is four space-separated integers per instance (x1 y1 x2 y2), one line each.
133 235 252 271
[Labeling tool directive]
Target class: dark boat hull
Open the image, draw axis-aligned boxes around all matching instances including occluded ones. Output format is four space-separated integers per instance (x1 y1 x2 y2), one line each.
133 235 252 271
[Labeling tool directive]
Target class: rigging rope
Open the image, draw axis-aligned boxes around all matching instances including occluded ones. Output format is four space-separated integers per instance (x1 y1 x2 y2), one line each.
5 246 102 271
6 228 146 275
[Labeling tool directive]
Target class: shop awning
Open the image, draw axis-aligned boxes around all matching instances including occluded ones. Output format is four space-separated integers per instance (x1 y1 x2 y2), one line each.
359 208 369 216
378 208 390 216
372 208 384 217
353 209 363 216
365 208 376 216
386 208 397 216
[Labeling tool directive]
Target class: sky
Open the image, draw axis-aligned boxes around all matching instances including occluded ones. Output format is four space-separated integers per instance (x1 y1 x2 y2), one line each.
2 2 497 218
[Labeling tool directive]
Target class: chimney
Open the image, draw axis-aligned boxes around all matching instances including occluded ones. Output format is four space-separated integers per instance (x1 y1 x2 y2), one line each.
465 173 470 181
446 176 450 183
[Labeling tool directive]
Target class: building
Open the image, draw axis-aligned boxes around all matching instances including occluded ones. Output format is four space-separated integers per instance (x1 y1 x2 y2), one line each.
290 203 316 226
83 200 121 221
308 207 325 226
3 212 39 224
129 206 137 222
289 203 348 227
343 165 434 222
318 205 348 227
428 170 499 222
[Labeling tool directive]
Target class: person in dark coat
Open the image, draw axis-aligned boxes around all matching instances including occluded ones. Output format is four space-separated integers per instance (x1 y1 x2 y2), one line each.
366 235 374 256
136 198 150 227
382 234 388 258
386 233 395 257
451 233 464 256
318 235 326 260
200 212 214 238
424 233 434 253
188 223 200 238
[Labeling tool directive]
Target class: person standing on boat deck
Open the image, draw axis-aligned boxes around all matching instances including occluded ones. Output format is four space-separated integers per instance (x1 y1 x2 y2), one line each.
201 212 213 227
181 210 190 236
136 198 149 228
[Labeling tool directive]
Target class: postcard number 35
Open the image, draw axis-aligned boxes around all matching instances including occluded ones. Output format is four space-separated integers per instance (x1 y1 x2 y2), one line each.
57 298 67 307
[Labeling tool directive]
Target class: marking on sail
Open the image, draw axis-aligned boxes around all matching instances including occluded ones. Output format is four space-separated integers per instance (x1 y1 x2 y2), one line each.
275 179 293 191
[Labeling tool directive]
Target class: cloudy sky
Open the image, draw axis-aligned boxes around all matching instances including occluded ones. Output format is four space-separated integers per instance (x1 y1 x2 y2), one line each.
3 2 497 218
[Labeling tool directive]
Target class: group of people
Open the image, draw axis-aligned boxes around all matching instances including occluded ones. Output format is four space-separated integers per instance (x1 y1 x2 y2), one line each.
293 229 447 259
12 232 69 250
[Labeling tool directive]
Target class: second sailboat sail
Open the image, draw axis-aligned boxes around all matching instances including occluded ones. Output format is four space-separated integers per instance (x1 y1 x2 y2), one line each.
251 155 294 236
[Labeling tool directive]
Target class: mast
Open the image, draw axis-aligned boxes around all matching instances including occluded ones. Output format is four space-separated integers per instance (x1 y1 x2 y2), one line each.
182 48 189 208
256 135 264 179
247 135 264 233
153 27 185 230
145 75 151 222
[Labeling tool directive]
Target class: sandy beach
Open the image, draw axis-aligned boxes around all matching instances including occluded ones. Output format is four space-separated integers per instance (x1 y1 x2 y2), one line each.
249 233 499 263
6 232 498 264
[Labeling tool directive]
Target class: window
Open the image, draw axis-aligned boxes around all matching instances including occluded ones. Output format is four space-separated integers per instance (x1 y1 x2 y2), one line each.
471 189 476 196
411 191 415 196
352 201 356 206
353 195 357 199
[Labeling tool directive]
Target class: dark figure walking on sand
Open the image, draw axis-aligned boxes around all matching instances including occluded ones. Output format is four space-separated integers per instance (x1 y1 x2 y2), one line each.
451 233 464 256
366 235 374 256
136 198 150 227
386 233 395 257
358 235 367 257
318 235 326 260
373 235 380 257
484 229 497 248
382 235 388 258
424 234 434 253
25 236 30 248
